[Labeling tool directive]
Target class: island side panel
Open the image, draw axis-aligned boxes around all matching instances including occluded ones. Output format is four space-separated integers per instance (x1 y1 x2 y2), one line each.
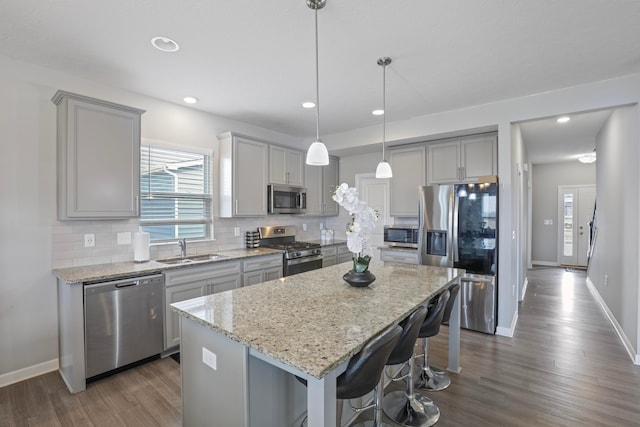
57 279 86 393
180 316 249 427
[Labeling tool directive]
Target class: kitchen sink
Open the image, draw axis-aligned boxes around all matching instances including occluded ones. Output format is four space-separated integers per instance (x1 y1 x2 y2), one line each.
157 254 227 265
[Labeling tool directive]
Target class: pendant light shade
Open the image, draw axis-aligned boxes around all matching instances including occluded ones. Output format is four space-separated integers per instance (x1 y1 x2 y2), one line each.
375 57 392 178
305 0 330 166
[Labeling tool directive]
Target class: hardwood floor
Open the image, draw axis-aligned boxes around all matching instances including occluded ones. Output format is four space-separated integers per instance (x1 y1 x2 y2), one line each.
2 267 639 426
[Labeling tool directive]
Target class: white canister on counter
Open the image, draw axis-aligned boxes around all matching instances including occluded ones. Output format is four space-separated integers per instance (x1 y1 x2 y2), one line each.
133 231 150 262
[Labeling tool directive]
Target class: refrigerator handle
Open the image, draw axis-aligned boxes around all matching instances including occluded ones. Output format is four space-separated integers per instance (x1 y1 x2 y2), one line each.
452 192 460 262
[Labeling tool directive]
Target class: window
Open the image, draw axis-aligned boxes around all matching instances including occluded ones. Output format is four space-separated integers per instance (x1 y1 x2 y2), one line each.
140 144 212 241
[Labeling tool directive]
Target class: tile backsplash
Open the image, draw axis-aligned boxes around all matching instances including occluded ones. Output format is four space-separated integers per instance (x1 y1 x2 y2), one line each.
51 216 337 268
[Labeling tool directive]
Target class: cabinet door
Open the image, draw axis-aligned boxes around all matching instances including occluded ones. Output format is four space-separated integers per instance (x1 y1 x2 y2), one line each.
269 146 304 186
53 92 143 219
165 281 204 350
304 164 323 215
321 156 340 216
263 266 283 281
427 141 460 184
461 135 497 181
234 137 268 216
286 149 304 186
389 145 426 216
202 275 241 295
243 270 264 287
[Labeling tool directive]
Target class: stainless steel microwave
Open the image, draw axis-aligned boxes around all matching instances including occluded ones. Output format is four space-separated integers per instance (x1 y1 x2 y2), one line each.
268 184 307 214
384 226 419 248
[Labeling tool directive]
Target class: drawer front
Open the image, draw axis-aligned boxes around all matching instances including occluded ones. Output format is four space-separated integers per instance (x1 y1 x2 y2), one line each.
164 261 242 286
242 254 283 272
337 244 350 255
321 246 338 256
380 250 419 264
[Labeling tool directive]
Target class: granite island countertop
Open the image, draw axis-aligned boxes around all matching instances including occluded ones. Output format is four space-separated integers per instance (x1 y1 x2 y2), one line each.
171 259 464 379
53 247 284 284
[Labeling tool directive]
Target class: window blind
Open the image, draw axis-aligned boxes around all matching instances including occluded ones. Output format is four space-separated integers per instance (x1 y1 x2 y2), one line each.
140 144 212 241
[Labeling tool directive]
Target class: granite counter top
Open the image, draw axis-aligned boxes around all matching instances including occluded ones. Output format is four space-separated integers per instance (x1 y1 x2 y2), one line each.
53 247 283 284
171 259 464 379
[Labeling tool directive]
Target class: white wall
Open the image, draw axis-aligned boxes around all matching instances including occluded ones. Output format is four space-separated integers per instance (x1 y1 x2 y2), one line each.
589 105 639 357
530 162 596 264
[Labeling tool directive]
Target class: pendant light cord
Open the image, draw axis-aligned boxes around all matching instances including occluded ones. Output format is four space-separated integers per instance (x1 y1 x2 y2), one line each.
314 7 321 141
382 62 386 161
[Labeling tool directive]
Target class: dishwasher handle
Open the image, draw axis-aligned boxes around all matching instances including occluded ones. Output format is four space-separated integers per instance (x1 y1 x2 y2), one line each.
115 280 140 288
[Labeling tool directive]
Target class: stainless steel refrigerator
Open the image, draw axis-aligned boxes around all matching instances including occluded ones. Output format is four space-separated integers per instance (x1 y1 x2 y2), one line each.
418 181 498 334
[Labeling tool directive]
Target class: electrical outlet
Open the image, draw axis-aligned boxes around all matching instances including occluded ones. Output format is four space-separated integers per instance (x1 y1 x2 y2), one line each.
117 232 131 245
234 227 240 237
84 234 95 247
302 223 308 232
202 347 217 370
604 274 608 286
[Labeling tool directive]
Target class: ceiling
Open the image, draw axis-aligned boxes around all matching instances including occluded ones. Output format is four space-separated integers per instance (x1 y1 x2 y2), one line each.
2 1 640 160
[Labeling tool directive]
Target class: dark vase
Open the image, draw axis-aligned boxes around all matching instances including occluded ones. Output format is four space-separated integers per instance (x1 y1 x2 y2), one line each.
343 270 376 287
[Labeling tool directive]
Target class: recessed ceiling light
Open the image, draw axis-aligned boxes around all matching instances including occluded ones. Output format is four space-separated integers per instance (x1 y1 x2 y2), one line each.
151 36 180 52
557 116 571 123
578 153 596 163
302 101 315 109
183 96 198 104
372 109 384 116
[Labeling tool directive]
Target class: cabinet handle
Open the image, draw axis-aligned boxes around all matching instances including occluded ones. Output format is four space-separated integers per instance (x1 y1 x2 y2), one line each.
235 199 238 214
286 172 290 184
135 195 139 215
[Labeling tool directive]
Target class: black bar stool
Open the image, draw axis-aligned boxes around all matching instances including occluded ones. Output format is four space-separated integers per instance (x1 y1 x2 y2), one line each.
415 284 457 392
296 323 402 427
382 304 440 427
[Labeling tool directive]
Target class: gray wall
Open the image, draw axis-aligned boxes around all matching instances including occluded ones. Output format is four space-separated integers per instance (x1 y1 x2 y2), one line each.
531 162 596 264
589 105 639 354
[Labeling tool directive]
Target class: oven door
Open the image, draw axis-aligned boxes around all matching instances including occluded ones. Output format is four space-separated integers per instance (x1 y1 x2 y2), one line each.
284 254 323 276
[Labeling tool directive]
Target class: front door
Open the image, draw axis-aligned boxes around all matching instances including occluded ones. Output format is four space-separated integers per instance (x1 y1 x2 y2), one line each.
558 185 596 267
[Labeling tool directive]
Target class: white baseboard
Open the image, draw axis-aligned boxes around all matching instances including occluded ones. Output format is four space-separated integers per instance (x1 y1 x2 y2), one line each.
531 260 559 267
585 277 639 365
0 359 59 388
496 309 518 337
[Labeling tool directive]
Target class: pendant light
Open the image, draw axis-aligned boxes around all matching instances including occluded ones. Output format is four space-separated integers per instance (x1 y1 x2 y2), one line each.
305 0 330 166
375 57 393 178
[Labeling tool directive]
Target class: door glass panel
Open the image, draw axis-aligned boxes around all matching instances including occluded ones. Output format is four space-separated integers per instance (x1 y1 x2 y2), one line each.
456 183 497 274
563 194 574 257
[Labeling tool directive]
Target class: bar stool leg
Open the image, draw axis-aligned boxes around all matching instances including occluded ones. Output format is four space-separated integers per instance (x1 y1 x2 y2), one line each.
382 352 440 427
415 338 451 392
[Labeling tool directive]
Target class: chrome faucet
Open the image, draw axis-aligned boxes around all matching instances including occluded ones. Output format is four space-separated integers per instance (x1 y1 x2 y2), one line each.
178 238 187 258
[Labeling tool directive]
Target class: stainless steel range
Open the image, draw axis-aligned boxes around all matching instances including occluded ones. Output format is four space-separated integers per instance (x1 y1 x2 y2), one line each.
258 226 322 276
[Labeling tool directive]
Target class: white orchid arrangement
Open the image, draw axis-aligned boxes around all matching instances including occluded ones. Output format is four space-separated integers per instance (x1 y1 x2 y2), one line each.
332 183 379 272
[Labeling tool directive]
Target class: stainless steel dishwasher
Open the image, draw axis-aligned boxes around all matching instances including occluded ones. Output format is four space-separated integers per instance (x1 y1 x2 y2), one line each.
84 273 164 379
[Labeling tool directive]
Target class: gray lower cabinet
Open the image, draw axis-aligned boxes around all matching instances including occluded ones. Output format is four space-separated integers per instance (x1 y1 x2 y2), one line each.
52 91 144 219
380 248 419 264
322 243 350 267
242 254 283 286
164 261 242 351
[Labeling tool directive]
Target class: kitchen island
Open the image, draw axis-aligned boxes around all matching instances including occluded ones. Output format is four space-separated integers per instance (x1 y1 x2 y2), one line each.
172 259 464 427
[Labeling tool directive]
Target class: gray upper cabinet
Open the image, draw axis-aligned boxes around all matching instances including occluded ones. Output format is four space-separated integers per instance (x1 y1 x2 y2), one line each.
305 155 339 216
52 91 144 220
219 133 269 217
269 145 304 186
427 135 497 184
389 145 426 217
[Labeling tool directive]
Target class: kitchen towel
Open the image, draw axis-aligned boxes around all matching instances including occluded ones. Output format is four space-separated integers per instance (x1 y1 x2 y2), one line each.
133 231 150 262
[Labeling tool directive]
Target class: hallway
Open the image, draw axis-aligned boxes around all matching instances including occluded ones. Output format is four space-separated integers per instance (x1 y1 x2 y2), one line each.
398 266 640 426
